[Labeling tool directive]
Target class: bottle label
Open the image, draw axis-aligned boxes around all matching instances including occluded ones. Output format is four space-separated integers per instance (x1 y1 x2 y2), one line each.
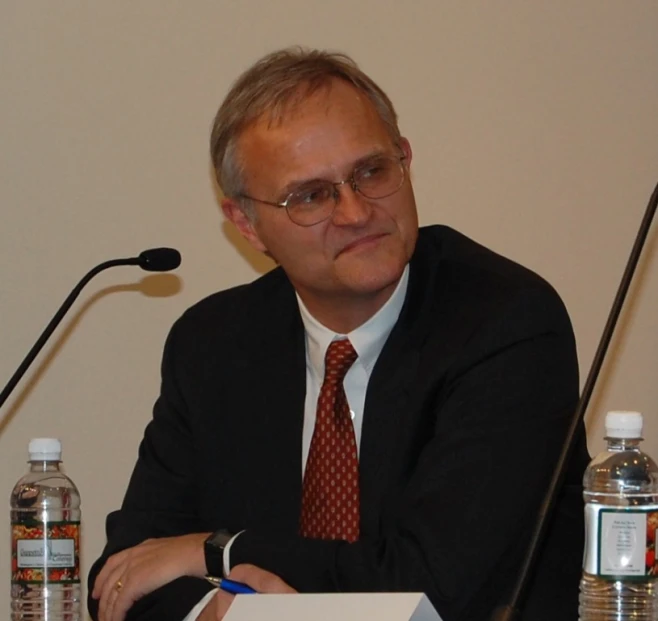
11 521 80 584
583 504 658 579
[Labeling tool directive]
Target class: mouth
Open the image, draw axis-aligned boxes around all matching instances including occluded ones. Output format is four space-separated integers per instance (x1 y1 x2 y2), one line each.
337 233 389 256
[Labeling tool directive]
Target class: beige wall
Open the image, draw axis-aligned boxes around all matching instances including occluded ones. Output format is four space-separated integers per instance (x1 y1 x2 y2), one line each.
1 2 657 617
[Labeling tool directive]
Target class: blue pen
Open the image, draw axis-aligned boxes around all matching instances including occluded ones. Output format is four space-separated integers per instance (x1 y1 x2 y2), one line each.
218 578 257 595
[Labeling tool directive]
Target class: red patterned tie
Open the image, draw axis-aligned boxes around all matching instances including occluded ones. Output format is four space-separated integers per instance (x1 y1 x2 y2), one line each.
300 339 360 542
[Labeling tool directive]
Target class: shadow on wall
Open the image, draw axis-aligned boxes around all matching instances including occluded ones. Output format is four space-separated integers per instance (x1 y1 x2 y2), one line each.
0 274 182 439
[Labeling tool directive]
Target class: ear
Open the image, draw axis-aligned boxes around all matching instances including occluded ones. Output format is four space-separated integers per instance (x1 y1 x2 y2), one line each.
221 197 268 253
398 137 413 166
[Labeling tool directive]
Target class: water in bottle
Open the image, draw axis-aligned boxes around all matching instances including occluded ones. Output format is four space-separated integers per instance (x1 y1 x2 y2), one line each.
10 438 81 620
580 411 658 620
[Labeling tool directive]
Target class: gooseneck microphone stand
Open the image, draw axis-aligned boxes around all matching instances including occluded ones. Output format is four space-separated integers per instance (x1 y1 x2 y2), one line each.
491 180 658 621
0 248 181 410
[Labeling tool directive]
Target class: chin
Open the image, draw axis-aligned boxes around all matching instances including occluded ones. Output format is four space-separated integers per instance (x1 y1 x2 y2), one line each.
342 259 407 297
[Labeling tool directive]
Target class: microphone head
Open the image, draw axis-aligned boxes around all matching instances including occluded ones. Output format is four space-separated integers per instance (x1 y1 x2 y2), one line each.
137 248 182 272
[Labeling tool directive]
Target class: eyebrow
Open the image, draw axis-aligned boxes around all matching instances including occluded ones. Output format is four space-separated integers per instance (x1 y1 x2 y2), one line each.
277 148 392 199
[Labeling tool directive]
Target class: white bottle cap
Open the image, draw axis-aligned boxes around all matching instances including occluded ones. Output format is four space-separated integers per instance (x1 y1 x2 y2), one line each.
28 438 62 461
605 411 643 439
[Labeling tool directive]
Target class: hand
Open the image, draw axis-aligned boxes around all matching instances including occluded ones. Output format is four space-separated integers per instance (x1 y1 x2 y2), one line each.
92 532 209 621
197 564 297 621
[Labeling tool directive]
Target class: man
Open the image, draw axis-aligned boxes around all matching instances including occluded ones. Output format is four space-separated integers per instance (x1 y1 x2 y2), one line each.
89 47 590 621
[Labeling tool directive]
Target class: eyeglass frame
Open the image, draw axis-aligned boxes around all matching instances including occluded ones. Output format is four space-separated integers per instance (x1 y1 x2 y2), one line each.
235 153 408 227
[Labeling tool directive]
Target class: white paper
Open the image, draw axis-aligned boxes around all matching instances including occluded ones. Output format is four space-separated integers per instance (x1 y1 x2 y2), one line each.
224 592 442 621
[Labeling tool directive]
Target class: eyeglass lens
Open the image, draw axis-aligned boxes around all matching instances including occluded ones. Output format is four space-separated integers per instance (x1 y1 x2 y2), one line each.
286 156 404 225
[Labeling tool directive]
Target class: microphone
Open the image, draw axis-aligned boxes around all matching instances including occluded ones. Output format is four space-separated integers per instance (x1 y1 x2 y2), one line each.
0 248 182 410
491 181 658 621
137 247 182 272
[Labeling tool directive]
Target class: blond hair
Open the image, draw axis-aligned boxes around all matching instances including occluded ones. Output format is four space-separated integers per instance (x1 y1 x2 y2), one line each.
210 47 401 199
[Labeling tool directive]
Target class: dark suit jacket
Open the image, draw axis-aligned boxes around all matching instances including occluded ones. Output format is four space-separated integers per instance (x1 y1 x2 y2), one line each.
89 225 590 621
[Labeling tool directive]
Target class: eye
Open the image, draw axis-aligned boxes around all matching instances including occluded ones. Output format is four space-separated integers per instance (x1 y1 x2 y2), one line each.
356 158 391 182
289 184 333 208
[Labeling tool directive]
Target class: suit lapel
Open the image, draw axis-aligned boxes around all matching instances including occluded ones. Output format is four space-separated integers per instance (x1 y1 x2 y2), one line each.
359 345 420 535
358 247 437 535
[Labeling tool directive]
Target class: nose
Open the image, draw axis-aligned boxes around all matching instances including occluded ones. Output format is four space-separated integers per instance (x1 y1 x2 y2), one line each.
330 182 372 226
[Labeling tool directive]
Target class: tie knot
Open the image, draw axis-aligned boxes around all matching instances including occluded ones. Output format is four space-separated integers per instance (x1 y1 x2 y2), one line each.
324 339 358 383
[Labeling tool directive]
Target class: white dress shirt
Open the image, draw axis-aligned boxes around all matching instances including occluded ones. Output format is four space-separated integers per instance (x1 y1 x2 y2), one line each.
298 265 409 470
183 266 409 620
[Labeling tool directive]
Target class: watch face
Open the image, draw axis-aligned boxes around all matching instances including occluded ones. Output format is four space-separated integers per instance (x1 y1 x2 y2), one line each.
208 530 233 550
204 530 232 576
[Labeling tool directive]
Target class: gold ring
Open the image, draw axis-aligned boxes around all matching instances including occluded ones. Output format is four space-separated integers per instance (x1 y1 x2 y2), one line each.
115 579 123 592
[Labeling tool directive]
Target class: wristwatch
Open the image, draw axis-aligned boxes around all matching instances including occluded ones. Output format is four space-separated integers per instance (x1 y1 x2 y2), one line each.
204 529 233 577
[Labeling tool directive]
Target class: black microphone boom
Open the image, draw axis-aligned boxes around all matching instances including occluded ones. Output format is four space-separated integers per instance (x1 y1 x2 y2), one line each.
491 181 658 621
0 248 181 410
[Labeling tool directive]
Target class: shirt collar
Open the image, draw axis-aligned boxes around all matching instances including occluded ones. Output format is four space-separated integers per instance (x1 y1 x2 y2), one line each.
296 264 409 380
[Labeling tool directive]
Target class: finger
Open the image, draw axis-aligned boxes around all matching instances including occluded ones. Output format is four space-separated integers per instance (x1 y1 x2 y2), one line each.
111 580 141 621
98 566 124 621
93 550 128 598
93 538 154 599
228 564 296 594
99 572 122 621
213 590 234 621
99 589 119 621
110 555 157 621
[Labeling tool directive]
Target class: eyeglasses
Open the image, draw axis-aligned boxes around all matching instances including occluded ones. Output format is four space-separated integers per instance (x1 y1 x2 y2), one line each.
237 154 407 227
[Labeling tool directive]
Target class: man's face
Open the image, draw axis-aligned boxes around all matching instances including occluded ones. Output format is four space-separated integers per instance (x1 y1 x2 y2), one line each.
223 79 419 323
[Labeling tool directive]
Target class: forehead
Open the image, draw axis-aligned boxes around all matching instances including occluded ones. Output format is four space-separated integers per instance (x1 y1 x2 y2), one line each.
236 80 394 188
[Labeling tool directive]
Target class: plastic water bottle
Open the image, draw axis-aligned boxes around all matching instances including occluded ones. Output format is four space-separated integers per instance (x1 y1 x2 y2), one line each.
10 438 81 620
579 411 658 620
